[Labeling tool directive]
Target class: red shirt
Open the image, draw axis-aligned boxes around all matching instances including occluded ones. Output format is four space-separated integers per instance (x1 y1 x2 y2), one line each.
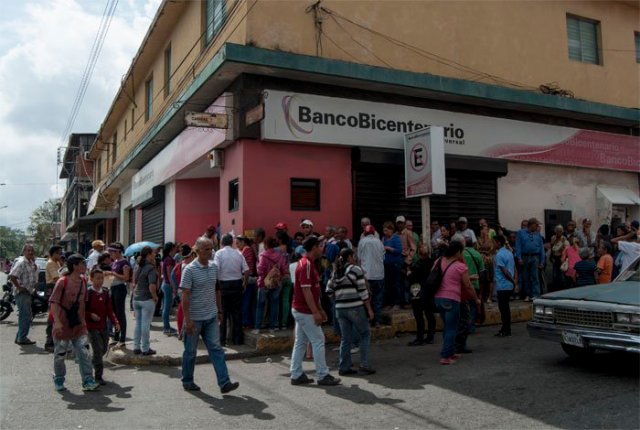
292 256 320 314
242 246 257 276
85 287 119 331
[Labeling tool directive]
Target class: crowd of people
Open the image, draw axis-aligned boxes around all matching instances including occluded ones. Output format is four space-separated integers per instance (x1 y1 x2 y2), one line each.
6 214 640 391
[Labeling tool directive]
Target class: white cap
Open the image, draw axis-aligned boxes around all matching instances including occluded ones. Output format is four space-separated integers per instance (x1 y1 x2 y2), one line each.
300 219 314 227
395 216 406 223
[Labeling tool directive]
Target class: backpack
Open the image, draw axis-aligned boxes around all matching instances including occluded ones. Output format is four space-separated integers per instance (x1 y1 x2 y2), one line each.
424 258 453 297
59 276 86 328
263 257 281 290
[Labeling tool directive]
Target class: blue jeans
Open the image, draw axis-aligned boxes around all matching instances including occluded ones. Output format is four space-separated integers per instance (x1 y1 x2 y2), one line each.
133 299 155 352
384 262 402 306
242 279 256 327
161 283 174 330
255 285 281 330
336 306 371 372
53 335 93 385
290 309 329 380
368 279 384 324
435 298 460 359
15 292 32 342
181 317 230 388
468 296 478 333
522 255 541 298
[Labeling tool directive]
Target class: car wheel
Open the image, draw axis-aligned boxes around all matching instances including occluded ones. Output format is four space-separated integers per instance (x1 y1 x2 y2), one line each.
561 343 595 358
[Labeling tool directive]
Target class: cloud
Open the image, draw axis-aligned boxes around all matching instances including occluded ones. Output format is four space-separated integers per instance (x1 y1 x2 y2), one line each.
0 0 160 230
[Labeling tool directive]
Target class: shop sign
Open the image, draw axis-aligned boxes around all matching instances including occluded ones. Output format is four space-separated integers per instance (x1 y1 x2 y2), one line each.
185 111 228 129
262 90 639 173
404 127 446 198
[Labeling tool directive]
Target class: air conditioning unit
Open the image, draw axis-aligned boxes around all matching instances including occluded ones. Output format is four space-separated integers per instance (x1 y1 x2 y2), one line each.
83 151 91 161
208 149 224 169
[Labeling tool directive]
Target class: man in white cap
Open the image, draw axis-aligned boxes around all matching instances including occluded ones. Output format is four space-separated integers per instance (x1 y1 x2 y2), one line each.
457 217 477 245
300 219 315 239
86 240 105 271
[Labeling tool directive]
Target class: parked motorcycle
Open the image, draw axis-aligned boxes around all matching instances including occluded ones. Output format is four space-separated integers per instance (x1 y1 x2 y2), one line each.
0 283 50 321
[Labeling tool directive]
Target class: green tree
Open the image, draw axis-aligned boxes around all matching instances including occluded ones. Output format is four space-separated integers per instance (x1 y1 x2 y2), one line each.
28 199 61 256
0 226 27 260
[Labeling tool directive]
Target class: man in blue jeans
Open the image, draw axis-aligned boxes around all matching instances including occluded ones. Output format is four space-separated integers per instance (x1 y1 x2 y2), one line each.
357 225 385 326
515 218 545 301
180 237 239 395
9 244 38 346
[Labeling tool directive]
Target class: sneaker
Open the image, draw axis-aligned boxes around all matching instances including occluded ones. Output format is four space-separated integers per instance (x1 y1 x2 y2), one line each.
407 339 425 347
338 368 358 376
183 382 201 391
82 380 100 391
44 344 55 352
15 339 36 345
523 296 531 302
358 366 376 375
317 374 341 386
142 349 156 356
350 346 360 354
163 328 178 336
439 357 456 365
290 373 314 385
54 380 66 392
250 329 260 335
96 377 106 386
220 381 239 394
133 349 142 355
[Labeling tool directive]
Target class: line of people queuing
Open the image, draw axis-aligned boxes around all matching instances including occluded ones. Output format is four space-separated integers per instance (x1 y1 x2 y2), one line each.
7 214 639 391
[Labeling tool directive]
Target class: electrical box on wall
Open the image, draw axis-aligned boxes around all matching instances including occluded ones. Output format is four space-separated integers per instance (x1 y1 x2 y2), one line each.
209 149 224 169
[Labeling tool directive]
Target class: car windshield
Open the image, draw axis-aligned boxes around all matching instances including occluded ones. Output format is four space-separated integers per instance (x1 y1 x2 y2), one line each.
616 256 640 282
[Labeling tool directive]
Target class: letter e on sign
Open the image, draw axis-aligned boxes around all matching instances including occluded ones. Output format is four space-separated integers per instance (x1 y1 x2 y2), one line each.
411 143 427 173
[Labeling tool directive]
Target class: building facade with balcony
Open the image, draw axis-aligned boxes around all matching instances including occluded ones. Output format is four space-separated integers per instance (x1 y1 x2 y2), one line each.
90 0 640 245
59 133 113 254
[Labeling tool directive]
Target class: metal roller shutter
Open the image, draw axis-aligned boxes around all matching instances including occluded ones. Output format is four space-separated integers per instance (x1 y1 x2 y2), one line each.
353 166 500 238
142 203 164 244
128 209 136 246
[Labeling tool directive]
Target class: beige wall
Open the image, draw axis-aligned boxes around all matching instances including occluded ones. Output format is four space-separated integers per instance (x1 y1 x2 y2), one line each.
498 161 640 230
247 1 639 108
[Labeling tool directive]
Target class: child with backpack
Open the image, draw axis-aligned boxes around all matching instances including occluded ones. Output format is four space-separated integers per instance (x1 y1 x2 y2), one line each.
86 268 120 385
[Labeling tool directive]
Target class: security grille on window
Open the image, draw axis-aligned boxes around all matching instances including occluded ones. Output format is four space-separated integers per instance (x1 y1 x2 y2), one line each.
205 0 225 45
291 179 320 211
566 15 601 65
228 179 239 212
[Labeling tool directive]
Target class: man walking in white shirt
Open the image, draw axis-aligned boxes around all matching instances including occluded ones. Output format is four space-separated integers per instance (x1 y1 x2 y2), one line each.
358 225 385 326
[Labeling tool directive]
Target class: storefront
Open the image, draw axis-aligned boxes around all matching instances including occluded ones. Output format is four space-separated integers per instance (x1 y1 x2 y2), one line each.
212 87 639 237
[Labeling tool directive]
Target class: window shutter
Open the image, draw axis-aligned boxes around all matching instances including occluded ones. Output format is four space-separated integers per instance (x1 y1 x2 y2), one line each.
566 17 582 61
579 20 598 64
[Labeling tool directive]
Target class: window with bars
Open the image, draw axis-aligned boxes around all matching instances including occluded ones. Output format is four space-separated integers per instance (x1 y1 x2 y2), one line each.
228 179 239 212
566 15 601 65
635 32 640 63
291 178 320 211
204 0 225 45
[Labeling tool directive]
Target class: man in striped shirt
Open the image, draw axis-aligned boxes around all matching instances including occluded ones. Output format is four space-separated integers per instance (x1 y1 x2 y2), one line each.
326 248 375 376
180 237 239 394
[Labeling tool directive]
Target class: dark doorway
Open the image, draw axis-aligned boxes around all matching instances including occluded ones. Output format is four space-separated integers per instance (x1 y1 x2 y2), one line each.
544 209 572 241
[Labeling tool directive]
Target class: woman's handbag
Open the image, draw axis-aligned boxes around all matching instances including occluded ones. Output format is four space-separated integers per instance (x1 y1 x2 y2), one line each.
560 259 569 273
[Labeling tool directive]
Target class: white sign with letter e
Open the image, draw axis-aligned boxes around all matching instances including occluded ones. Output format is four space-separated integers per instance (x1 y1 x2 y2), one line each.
404 126 446 198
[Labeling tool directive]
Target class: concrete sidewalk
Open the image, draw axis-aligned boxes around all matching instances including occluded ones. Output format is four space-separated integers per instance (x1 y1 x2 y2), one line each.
107 300 532 366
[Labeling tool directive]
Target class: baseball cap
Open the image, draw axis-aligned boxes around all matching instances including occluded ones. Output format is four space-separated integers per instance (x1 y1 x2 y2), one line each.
300 219 314 227
275 222 288 230
364 225 376 236
458 217 468 223
294 245 306 257
92 240 105 248
395 216 406 223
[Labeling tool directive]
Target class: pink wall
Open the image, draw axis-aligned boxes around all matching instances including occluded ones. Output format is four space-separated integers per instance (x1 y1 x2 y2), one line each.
174 178 220 244
219 139 352 236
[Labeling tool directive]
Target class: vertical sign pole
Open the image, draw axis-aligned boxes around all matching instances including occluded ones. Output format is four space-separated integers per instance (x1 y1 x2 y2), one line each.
421 196 430 254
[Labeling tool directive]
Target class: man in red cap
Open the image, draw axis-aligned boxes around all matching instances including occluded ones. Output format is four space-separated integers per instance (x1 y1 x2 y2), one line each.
357 225 385 326
275 222 288 232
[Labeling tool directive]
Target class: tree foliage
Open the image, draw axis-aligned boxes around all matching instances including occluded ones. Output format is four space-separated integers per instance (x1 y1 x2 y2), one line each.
0 226 28 259
28 198 61 256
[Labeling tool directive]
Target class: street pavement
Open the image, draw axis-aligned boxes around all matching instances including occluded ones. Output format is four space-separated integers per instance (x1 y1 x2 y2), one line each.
1 303 638 430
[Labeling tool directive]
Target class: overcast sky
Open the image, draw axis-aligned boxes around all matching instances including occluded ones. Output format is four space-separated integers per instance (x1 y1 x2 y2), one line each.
0 0 161 231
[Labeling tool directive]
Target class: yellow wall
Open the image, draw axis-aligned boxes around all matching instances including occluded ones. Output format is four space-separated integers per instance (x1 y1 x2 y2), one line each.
97 0 248 182
246 0 639 108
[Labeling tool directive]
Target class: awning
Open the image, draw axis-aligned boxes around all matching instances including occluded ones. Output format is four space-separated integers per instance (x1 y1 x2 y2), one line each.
60 231 76 242
86 184 119 215
597 186 640 206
